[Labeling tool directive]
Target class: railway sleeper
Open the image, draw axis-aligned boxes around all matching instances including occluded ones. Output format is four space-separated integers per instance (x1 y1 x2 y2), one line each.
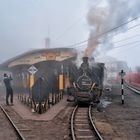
76 135 95 140
75 119 88 123
75 124 91 129
76 115 88 117
75 129 94 136
19 128 31 131
25 135 36 139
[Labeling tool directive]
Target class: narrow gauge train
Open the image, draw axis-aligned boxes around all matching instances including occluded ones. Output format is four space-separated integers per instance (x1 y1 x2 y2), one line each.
68 57 104 104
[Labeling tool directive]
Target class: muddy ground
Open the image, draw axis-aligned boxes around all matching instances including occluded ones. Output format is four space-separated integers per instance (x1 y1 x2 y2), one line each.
94 84 140 140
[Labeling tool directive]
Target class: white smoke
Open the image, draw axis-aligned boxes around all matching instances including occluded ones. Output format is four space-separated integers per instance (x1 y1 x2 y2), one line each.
85 0 140 57
74 50 85 67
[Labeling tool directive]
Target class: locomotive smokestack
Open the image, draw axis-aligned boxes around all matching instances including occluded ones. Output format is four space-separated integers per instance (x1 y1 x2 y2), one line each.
81 56 95 69
80 57 89 71
82 57 89 64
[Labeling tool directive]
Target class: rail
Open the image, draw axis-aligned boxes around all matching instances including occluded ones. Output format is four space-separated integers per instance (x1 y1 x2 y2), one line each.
70 105 104 140
125 83 140 95
70 105 78 140
88 105 104 140
0 105 26 140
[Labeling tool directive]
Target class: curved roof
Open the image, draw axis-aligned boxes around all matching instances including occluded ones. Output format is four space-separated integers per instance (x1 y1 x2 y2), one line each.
0 48 77 70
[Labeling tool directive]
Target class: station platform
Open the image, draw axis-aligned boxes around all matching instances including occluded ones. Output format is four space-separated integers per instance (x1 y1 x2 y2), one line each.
11 95 68 121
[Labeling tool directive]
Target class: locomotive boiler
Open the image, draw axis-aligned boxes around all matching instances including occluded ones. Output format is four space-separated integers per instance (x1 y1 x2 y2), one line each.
68 57 104 104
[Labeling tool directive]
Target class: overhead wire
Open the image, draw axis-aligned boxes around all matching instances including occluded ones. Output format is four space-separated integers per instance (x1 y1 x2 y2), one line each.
113 34 140 43
96 41 140 60
73 22 140 49
111 22 140 37
73 23 140 49
75 43 87 48
72 25 140 63
59 15 140 48
113 40 140 49
73 21 140 48
109 42 140 55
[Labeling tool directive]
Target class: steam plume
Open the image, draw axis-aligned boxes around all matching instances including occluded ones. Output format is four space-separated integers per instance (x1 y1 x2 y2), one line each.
85 0 140 57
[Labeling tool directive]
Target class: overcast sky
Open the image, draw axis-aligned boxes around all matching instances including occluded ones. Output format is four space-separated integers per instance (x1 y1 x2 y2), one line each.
0 0 88 62
0 0 140 70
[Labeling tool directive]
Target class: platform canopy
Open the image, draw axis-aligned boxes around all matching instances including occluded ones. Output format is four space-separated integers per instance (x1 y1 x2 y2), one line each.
0 48 77 70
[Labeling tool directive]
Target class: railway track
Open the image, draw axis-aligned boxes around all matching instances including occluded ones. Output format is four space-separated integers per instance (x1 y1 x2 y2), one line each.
70 105 103 140
0 105 36 140
0 105 25 140
125 83 140 95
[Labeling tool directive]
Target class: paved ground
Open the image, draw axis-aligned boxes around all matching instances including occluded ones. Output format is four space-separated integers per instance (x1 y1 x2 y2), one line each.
11 95 68 120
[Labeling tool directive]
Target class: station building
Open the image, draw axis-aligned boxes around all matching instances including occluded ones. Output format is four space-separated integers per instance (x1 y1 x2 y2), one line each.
0 48 77 93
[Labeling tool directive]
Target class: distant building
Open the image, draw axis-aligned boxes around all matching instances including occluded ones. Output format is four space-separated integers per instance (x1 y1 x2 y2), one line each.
96 55 129 80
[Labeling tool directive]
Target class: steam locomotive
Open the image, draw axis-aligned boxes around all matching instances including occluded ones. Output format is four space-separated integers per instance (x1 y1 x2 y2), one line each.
68 57 104 104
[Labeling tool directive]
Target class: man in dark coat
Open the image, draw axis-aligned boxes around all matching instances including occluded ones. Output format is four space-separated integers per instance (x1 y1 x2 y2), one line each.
3 73 13 105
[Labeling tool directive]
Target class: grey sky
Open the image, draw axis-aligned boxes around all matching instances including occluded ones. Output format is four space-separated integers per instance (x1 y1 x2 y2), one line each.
0 0 140 70
0 0 88 62
108 20 140 69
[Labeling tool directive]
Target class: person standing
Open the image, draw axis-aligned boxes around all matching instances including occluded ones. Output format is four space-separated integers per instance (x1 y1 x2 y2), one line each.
3 73 13 105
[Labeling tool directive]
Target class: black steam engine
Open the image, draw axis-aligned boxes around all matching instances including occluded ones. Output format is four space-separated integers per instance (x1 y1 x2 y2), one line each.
69 57 104 104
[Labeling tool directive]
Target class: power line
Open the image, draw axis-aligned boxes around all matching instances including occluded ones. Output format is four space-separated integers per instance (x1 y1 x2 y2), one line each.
109 42 140 55
75 43 87 48
112 23 140 37
58 15 140 48
76 40 140 50
113 34 140 43
63 22 140 48
113 40 140 49
125 23 140 31
93 39 140 59
75 22 140 48
96 42 140 60
73 23 140 50
74 24 140 49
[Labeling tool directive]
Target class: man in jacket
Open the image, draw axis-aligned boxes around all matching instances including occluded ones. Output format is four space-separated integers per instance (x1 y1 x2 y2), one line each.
3 73 13 105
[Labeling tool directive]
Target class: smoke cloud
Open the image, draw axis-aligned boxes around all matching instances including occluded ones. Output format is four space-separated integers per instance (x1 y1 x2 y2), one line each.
85 0 140 57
